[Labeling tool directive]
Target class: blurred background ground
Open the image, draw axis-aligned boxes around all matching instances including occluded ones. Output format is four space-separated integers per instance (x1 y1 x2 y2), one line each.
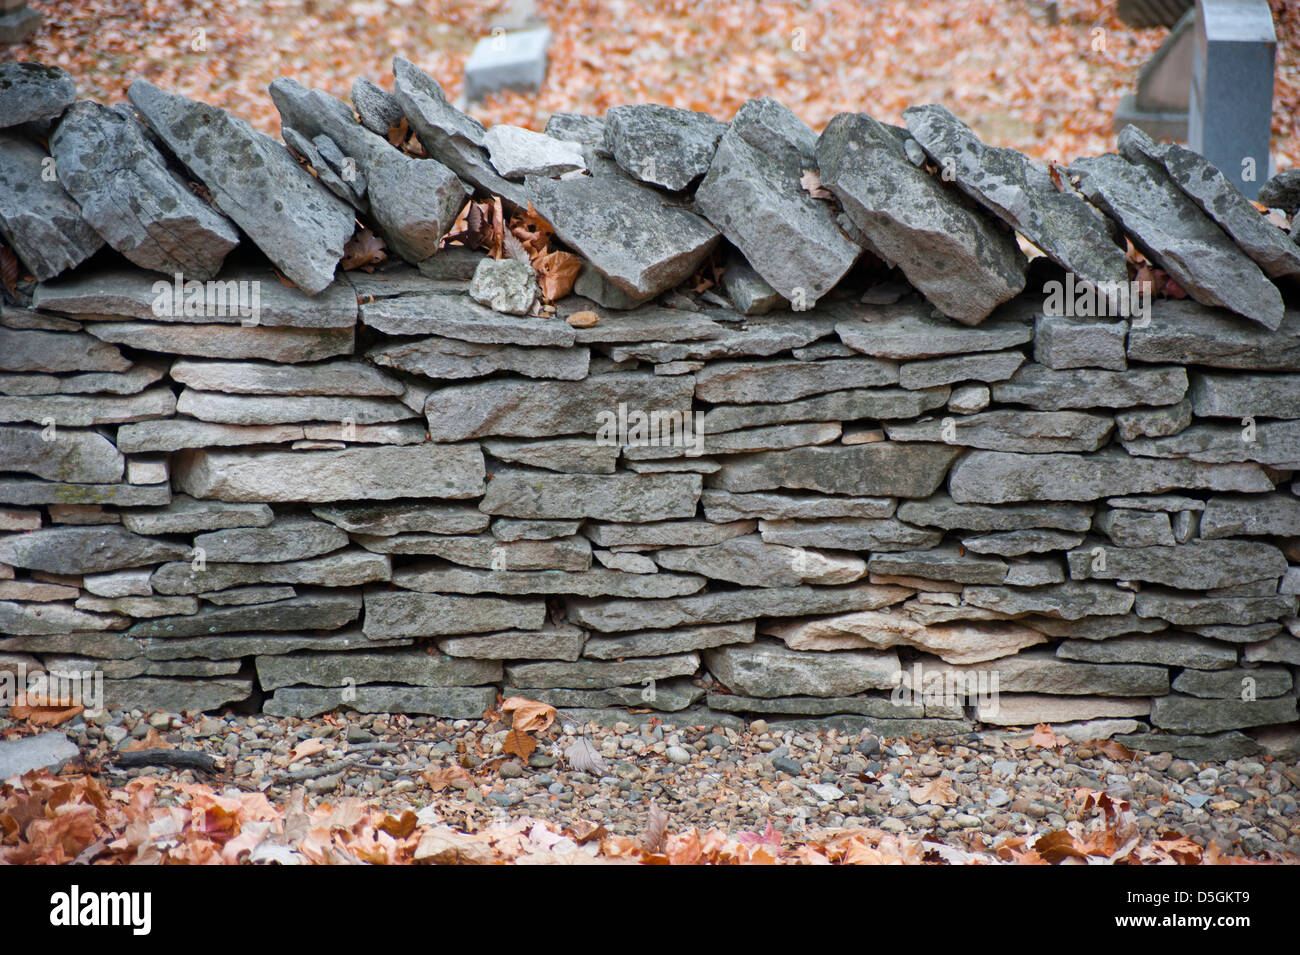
5 0 1298 167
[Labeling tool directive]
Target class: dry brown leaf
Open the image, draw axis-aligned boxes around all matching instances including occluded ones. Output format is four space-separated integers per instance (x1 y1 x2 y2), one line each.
502 727 536 761
500 697 556 734
0 243 18 296
642 801 669 854
341 227 388 271
422 764 473 792
123 729 174 752
908 777 957 807
535 249 582 301
1029 723 1062 749
9 697 84 727
800 168 834 200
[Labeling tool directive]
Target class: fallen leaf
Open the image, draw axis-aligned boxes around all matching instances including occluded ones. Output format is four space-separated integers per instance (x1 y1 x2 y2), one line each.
564 738 606 775
909 777 957 807
642 801 669 854
500 697 556 734
800 168 833 200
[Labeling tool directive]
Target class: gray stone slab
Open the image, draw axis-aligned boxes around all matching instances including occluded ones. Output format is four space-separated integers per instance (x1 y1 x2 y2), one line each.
479 469 700 521
603 103 724 191
0 62 76 128
1128 300 1300 370
1151 694 1297 733
0 424 123 483
1115 731 1261 760
924 649 1169 696
886 410 1114 453
173 444 486 501
694 98 858 305
1133 591 1296 626
817 112 1025 325
0 479 169 507
757 517 941 552
391 563 703 598
696 357 896 404
1122 418 1300 467
1119 124 1300 279
1034 314 1127 371
1114 399 1192 442
193 514 347 563
964 580 1135 619
359 290 575 346
1068 539 1286 590
0 386 175 427
653 535 865 588
129 590 361 637
1201 493 1300 538
0 525 187 574
480 438 619 474
264 684 496 719
836 301 1033 358
701 491 895 523
528 171 722 299
1190 371 1300 419
992 362 1186 410
437 622 586 661
426 372 692 441
584 621 755 660
568 582 911 633
169 359 400 396
85 320 354 363
897 493 1094 531
702 386 948 433
1172 667 1292 699
129 80 353 294
949 448 1272 503
705 641 901 698
0 359 168 397
1072 150 1282 329
866 545 1008 584
140 625 409 661
903 103 1128 288
0 327 128 374
151 550 390 594
505 652 699 690
963 529 1086 557
256 650 499 692
311 502 488 536
898 350 1025 389
0 732 80 780
709 442 961 497
50 101 240 278
368 336 588 381
583 519 754 549
362 590 545 638
0 131 102 280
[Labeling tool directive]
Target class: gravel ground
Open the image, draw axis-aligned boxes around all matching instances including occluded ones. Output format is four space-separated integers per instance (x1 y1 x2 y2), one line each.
26 707 1300 860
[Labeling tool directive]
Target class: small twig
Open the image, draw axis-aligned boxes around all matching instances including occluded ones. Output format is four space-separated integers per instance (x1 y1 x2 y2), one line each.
113 749 219 775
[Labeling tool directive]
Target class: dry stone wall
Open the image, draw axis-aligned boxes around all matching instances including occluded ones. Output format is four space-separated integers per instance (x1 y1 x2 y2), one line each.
2 59 1299 757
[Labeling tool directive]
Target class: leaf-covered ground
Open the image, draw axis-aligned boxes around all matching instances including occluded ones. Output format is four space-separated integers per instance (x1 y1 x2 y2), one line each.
3 700 1297 865
8 0 1300 165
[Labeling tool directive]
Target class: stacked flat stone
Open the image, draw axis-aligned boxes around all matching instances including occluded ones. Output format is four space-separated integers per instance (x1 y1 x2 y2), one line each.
1 61 1298 758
